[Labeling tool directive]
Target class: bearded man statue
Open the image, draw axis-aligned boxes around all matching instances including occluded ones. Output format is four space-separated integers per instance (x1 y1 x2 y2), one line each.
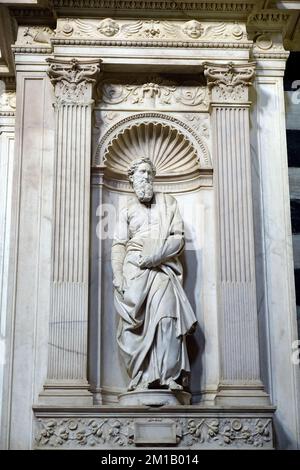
111 157 197 393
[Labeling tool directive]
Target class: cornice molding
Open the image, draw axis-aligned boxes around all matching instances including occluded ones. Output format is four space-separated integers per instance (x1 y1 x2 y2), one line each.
51 38 252 48
52 1 256 14
247 10 291 29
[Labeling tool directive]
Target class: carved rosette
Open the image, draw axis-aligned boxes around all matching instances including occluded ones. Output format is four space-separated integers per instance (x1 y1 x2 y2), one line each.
47 58 101 105
204 62 255 104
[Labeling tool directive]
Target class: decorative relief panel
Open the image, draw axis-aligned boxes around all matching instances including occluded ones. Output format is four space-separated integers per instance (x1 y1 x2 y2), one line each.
55 18 248 44
97 75 209 111
35 416 273 449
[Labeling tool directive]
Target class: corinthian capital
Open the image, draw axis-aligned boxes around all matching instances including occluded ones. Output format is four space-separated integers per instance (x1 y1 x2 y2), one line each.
47 58 101 105
203 62 255 104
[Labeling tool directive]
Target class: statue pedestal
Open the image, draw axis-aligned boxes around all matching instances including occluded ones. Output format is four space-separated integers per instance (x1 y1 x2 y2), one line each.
118 389 191 406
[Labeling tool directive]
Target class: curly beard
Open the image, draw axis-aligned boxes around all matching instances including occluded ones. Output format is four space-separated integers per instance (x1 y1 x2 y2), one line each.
133 178 154 203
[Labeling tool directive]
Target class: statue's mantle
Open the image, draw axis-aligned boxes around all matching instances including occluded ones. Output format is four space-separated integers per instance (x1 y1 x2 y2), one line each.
33 405 275 449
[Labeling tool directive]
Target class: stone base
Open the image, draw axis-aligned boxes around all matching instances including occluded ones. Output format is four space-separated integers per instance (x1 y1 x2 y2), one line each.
215 384 271 407
118 389 191 406
38 382 93 406
33 405 276 449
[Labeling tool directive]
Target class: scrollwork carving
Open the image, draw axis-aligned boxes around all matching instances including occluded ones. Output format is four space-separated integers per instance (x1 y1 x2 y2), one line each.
204 62 255 103
47 58 101 105
97 77 208 110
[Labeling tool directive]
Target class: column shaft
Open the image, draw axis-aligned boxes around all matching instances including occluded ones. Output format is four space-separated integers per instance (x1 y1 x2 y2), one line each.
41 58 100 405
204 62 269 405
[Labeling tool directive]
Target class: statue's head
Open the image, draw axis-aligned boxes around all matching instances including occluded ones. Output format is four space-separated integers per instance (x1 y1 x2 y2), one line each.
128 157 156 203
182 20 203 39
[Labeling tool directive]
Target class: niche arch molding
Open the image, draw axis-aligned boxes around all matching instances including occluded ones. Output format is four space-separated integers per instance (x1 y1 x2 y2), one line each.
93 112 212 193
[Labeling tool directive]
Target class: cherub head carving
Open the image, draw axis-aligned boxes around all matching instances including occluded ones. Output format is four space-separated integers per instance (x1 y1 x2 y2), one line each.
98 18 120 37
182 20 204 39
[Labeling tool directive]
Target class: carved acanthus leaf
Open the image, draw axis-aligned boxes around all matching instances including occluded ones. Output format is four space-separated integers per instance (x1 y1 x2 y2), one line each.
47 58 101 104
204 62 255 103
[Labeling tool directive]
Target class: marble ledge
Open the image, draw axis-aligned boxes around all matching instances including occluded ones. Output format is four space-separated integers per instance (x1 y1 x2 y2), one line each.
33 404 276 414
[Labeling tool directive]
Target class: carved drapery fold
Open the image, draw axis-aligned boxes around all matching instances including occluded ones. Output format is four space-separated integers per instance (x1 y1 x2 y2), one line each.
204 62 269 405
41 58 101 405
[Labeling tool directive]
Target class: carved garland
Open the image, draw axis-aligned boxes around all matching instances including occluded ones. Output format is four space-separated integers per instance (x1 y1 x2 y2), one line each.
35 416 273 449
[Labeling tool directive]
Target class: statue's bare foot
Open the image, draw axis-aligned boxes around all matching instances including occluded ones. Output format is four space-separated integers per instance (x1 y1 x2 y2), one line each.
168 379 183 391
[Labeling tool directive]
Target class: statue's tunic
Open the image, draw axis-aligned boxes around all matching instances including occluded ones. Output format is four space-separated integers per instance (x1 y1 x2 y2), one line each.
111 193 197 390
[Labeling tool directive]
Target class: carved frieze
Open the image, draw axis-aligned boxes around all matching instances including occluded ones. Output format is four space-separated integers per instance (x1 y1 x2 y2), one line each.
55 18 248 44
97 76 209 111
35 416 273 449
204 62 255 103
47 58 101 105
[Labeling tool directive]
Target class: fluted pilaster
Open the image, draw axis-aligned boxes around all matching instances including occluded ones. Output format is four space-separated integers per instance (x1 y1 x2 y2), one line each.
41 58 101 405
204 62 269 405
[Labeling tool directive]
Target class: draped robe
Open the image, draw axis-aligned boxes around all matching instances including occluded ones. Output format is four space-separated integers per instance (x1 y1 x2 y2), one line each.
111 192 197 390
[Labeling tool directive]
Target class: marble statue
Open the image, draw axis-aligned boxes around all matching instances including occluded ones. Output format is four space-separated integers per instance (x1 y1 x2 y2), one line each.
111 157 197 392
